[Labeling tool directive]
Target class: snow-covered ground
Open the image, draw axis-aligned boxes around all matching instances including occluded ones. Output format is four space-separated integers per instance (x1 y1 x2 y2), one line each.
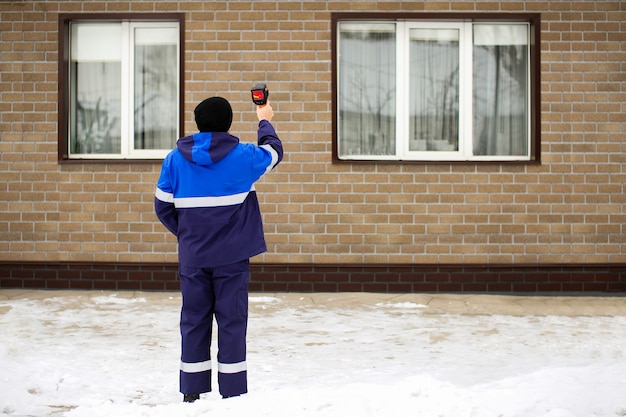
1 290 626 417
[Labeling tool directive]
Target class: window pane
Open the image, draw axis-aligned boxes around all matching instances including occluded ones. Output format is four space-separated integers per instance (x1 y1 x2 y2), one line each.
69 23 122 155
473 24 529 156
409 28 460 152
338 23 396 157
134 27 178 150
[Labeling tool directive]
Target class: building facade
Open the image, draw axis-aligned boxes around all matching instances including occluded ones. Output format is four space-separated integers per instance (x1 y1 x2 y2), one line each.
0 0 624 292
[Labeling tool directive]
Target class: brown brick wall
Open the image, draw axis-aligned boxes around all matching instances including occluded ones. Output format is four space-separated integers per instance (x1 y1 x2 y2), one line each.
1 262 625 293
0 1 625 288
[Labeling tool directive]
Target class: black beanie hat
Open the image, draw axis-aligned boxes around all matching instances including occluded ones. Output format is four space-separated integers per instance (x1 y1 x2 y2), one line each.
194 97 233 132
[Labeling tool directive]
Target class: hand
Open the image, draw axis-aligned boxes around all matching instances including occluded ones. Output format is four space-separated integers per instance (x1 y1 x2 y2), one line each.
256 101 274 122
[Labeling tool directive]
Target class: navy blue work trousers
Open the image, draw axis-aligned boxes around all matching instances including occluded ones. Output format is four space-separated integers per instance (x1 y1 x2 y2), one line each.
178 259 249 398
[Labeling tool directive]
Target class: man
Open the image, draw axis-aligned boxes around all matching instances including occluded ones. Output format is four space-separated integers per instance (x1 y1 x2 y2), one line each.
154 96 282 402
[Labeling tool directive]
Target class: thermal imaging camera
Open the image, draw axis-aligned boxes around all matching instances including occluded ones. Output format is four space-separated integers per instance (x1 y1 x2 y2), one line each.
251 83 269 106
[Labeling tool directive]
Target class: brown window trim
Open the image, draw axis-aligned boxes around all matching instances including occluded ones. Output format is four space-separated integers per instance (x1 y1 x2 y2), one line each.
331 12 541 164
58 13 185 163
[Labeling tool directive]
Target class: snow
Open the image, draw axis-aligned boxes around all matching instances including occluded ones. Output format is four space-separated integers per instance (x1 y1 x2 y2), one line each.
1 290 626 417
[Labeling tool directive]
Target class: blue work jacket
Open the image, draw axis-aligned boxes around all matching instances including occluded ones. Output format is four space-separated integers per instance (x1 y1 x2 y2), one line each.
155 120 283 267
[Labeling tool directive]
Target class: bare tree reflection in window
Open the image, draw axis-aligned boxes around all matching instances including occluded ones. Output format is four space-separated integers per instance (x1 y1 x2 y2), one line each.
134 27 178 151
473 25 528 156
338 24 396 157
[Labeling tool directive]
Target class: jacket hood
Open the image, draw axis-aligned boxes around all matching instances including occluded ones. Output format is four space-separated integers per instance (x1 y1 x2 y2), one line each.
176 132 239 166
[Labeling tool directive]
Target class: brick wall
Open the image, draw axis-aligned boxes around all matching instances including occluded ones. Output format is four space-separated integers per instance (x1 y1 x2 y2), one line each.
1 262 625 293
0 1 624 291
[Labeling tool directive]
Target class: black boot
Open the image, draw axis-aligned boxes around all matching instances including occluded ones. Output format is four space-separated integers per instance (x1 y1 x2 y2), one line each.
183 394 200 403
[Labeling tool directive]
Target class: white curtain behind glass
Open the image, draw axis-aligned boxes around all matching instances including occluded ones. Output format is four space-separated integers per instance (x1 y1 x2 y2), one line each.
473 25 528 156
70 23 122 154
133 27 178 151
338 24 396 157
409 29 460 152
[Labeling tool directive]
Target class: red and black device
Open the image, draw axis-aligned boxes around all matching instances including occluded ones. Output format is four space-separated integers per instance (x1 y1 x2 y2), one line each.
251 83 269 106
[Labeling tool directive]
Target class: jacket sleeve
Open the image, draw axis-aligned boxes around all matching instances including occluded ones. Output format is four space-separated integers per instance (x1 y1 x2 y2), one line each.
256 119 283 172
154 155 178 236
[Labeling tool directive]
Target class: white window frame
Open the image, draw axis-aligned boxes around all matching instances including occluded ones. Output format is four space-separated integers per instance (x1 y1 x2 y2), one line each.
63 18 181 160
335 17 535 163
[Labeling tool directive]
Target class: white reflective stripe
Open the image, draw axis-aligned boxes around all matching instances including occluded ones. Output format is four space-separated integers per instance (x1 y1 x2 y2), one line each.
175 191 249 208
218 361 247 374
180 359 211 373
260 144 279 173
155 187 174 203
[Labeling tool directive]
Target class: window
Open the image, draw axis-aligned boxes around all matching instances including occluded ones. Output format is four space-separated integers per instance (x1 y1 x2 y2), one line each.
332 13 540 162
59 14 184 160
